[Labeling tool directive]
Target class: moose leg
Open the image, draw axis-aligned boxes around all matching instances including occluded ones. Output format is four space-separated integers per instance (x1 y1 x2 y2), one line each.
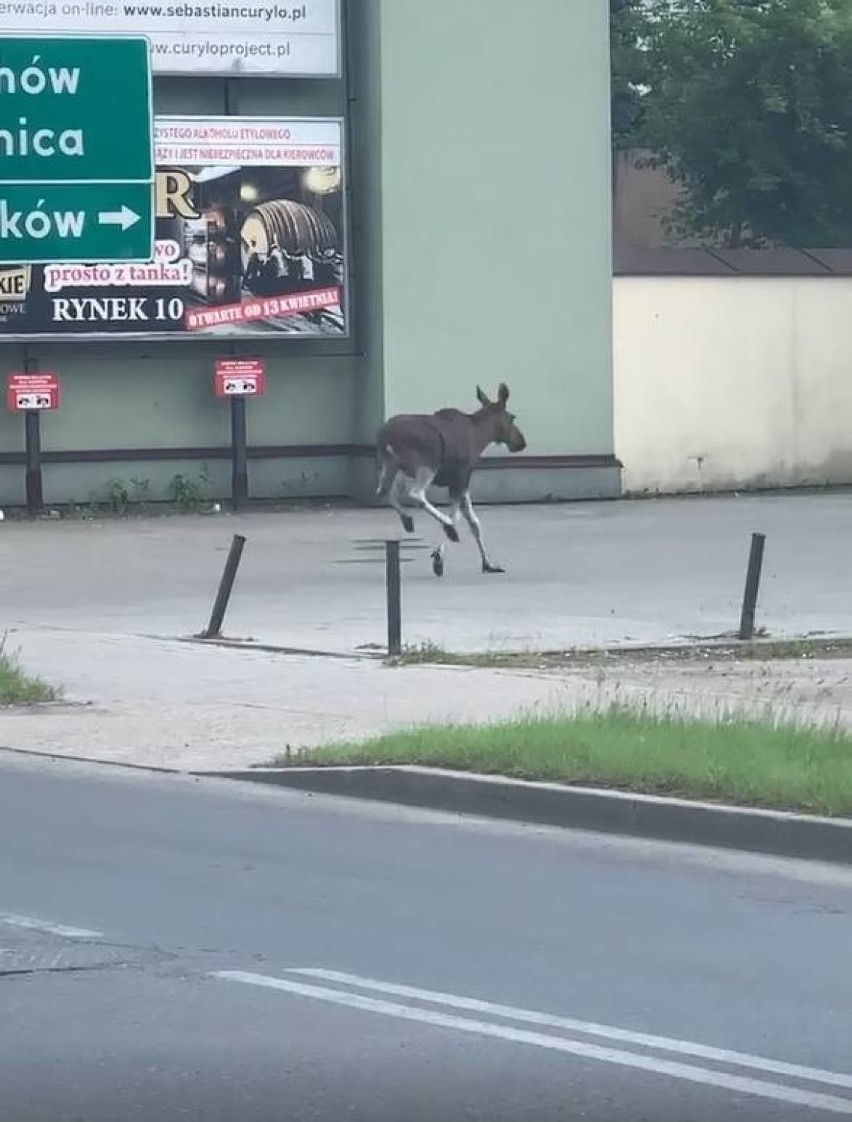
408 467 460 543
430 496 462 577
461 492 504 573
388 471 415 533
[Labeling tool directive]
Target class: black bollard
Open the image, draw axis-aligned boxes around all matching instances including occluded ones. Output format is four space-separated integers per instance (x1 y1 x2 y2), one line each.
24 410 44 515
386 539 402 657
230 396 248 511
738 532 766 641
200 534 247 639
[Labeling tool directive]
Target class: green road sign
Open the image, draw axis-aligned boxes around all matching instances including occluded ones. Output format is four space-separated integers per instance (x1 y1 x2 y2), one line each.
0 34 154 262
0 182 153 264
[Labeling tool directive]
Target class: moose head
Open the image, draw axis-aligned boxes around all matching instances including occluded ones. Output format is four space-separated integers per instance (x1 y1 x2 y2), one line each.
475 382 527 453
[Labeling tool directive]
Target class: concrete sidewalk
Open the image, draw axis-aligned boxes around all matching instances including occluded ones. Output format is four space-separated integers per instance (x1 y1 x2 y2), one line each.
0 625 573 770
3 623 852 772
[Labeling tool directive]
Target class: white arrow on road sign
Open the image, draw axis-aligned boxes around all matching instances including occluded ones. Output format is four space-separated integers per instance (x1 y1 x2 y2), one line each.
97 206 141 231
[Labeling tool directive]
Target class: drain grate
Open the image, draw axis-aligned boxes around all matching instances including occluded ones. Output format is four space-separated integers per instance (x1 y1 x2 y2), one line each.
0 943 133 976
334 557 416 565
334 537 432 564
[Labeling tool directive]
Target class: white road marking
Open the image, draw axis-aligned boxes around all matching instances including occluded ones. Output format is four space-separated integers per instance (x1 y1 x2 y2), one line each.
0 912 103 940
293 967 852 1091
213 970 852 1115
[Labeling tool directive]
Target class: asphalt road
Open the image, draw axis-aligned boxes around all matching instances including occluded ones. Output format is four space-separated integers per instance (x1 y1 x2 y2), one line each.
1 751 851 1122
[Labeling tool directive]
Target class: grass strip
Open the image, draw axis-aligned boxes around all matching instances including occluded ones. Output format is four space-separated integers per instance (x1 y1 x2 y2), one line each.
274 703 852 818
394 638 852 668
0 639 58 706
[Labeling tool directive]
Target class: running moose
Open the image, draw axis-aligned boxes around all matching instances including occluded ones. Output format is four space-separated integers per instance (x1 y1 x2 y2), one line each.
375 383 527 577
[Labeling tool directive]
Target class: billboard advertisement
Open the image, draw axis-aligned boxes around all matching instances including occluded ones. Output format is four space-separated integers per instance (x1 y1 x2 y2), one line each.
0 116 348 341
0 0 340 77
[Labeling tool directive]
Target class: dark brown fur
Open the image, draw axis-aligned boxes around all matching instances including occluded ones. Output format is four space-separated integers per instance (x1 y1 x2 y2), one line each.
375 383 526 575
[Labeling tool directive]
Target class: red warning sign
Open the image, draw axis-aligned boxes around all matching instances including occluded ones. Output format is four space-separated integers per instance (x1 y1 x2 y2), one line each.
214 358 266 398
6 372 60 412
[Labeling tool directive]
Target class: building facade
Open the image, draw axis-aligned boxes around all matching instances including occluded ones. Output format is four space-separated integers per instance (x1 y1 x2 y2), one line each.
0 0 618 508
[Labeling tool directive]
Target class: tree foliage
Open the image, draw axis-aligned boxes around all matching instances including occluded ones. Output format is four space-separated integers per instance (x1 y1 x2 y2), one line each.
613 0 852 247
610 0 649 149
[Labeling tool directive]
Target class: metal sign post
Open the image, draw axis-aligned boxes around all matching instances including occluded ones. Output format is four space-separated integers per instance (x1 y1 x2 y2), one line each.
213 357 266 511
5 369 60 513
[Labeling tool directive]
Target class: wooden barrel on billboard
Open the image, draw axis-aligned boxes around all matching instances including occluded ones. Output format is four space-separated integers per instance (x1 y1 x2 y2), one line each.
239 200 337 269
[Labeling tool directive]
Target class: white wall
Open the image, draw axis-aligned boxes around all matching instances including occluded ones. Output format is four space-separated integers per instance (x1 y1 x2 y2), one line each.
614 276 852 495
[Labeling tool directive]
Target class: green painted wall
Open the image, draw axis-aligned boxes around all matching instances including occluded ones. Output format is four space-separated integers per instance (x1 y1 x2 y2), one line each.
368 0 615 471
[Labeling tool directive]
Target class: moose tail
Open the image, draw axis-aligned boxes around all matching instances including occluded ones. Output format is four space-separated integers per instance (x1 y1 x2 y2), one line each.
375 441 397 497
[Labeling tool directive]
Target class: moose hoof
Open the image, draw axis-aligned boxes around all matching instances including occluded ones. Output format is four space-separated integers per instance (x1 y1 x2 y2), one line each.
401 515 415 533
431 550 445 578
482 562 506 574
443 523 460 543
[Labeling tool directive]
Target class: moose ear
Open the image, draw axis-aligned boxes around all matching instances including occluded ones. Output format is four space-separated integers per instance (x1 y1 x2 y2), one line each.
497 382 510 406
476 385 491 407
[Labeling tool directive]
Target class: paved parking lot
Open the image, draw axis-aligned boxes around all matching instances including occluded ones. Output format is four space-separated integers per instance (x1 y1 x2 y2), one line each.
2 490 851 653
3 490 852 770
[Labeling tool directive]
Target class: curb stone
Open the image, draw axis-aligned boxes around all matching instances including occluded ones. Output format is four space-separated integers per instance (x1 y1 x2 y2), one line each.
194 765 852 866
